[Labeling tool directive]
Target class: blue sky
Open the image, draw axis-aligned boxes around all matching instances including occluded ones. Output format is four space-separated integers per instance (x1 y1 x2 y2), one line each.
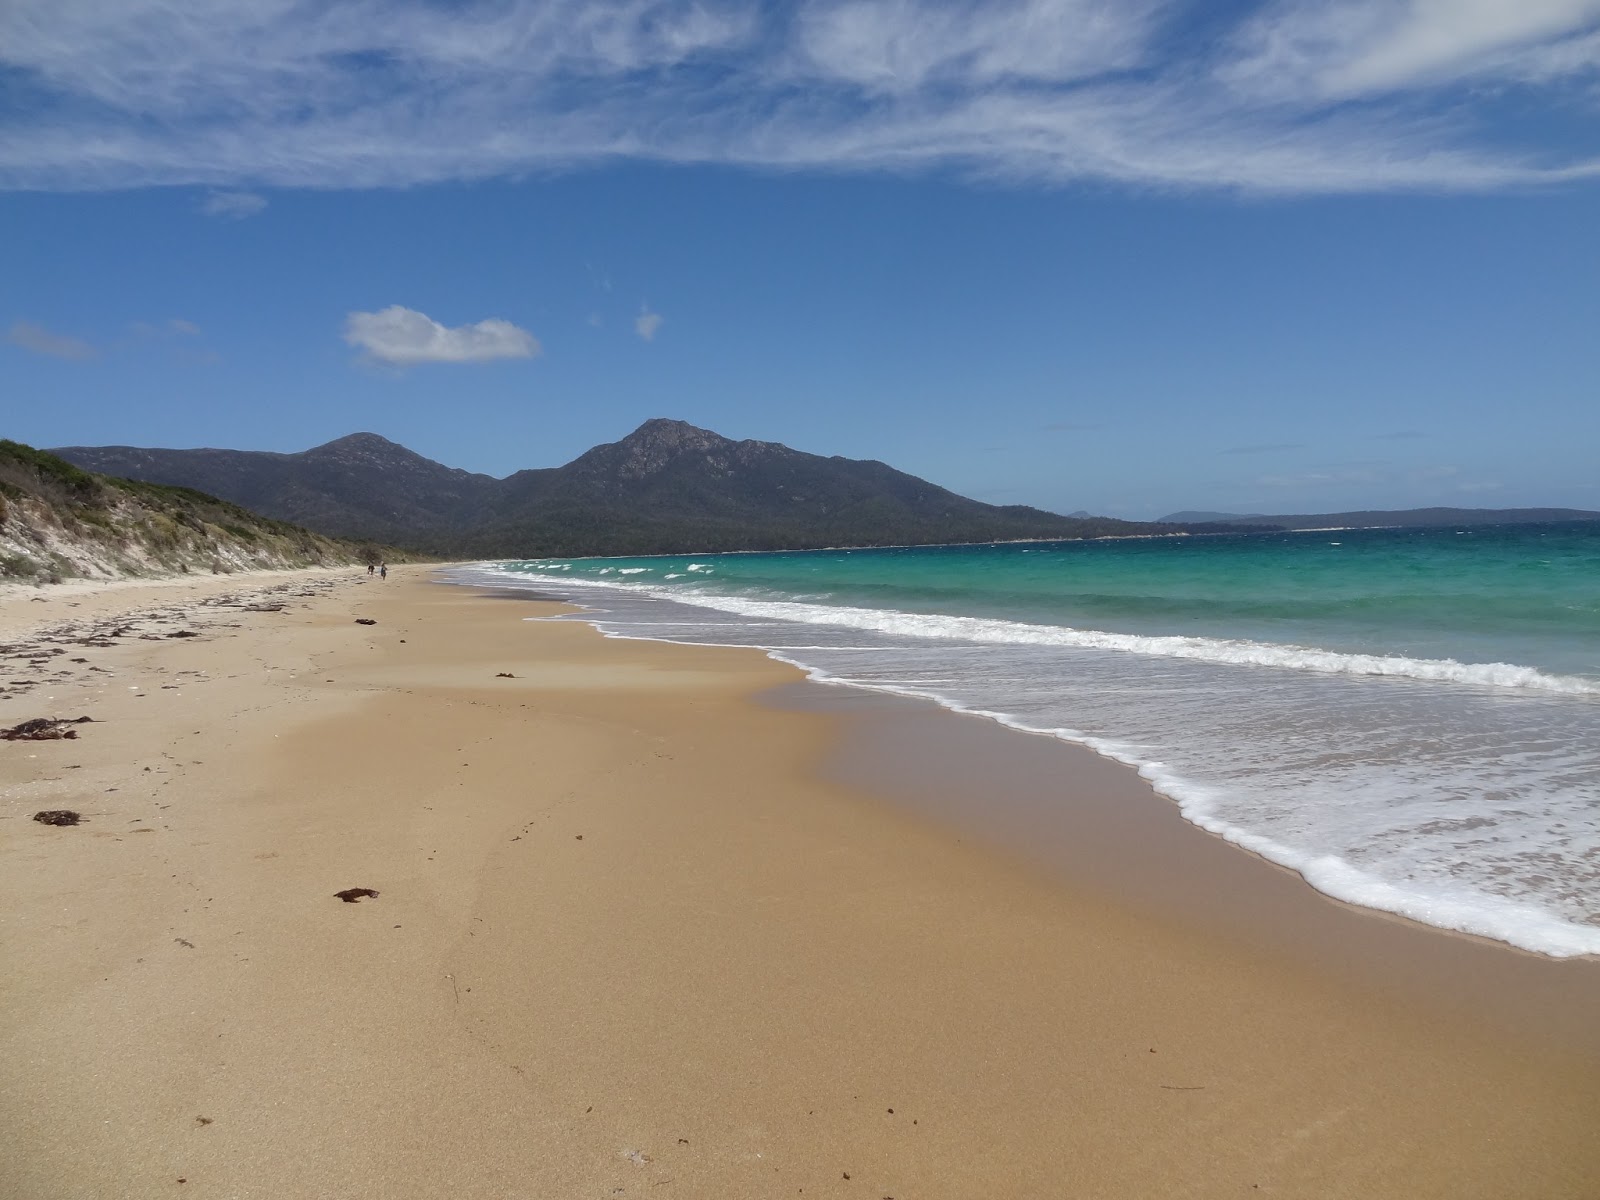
3 0 1598 519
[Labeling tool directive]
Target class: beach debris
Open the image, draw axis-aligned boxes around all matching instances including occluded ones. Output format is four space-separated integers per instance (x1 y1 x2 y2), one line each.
621 1149 653 1166
165 630 201 638
175 938 195 949
33 809 83 826
3 715 93 740
354 618 377 626
195 1116 213 1127
495 672 516 678
334 887 380 903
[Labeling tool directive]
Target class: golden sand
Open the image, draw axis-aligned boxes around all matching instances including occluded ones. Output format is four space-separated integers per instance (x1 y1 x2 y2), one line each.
2 568 1596 1198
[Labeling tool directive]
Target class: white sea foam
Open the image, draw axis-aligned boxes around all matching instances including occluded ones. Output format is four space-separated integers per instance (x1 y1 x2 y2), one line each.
767 665 1600 959
486 569 1600 696
618 568 650 574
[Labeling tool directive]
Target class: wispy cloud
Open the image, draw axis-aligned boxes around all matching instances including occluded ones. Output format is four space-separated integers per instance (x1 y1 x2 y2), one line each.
200 190 268 219
5 320 97 360
635 309 664 341
343 305 540 365
1223 0 1600 100
1255 467 1382 488
129 317 201 339
1222 441 1306 454
1 1 1597 195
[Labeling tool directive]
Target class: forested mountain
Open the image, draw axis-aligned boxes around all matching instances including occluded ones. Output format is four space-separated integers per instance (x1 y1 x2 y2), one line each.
56 432 497 544
58 419 1206 557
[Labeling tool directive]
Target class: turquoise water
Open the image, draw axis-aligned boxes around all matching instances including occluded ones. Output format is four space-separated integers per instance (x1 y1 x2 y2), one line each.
462 521 1600 956
519 523 1600 678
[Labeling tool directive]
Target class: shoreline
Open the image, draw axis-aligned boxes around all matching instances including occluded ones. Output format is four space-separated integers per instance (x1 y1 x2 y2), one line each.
473 560 1600 966
514 583 1600 1046
3 568 1597 1197
772 679 1600 1052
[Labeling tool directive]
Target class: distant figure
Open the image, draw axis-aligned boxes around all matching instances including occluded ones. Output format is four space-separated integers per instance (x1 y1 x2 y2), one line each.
367 563 374 576
379 563 387 581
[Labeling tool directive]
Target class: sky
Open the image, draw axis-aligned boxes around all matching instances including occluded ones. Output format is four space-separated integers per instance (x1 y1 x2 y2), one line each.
2 0 1598 520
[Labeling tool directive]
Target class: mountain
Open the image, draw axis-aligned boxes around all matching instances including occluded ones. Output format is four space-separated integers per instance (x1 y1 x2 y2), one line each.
1158 507 1600 530
57 419 1206 557
1160 510 1268 523
56 432 498 545
0 440 383 583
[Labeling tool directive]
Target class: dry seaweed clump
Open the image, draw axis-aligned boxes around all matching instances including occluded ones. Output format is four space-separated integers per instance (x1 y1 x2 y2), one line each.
4 716 93 740
334 887 379 903
33 810 82 826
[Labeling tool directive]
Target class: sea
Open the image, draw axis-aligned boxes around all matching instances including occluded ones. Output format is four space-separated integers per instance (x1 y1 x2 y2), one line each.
451 521 1600 959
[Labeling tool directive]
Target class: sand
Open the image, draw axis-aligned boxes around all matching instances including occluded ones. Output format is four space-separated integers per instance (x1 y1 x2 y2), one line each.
2 567 1596 1199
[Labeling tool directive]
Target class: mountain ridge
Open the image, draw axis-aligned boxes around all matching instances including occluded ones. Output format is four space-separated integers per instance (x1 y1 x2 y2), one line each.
57 419 1200 557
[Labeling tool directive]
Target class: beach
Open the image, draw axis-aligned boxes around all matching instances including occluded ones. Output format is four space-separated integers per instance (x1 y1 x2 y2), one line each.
2 567 1597 1198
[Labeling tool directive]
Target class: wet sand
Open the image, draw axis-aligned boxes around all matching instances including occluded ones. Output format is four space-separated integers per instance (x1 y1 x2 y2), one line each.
2 568 1596 1198
784 682 1600 1054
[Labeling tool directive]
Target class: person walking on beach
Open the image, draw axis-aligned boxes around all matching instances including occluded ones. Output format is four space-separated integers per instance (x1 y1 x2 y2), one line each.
367 563 374 576
379 563 387 580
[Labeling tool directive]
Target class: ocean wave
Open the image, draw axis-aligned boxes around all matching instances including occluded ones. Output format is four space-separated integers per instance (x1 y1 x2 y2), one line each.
491 568 1599 695
765 659 1600 959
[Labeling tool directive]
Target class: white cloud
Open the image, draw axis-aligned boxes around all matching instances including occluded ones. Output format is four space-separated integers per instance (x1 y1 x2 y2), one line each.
1224 0 1600 99
0 0 1597 195
634 309 664 341
169 317 200 335
343 305 540 365
200 190 268 219
5 320 97 360
795 0 1160 93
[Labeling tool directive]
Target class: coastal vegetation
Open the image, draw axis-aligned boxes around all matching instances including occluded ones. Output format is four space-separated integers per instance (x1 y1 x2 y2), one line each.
0 439 406 582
